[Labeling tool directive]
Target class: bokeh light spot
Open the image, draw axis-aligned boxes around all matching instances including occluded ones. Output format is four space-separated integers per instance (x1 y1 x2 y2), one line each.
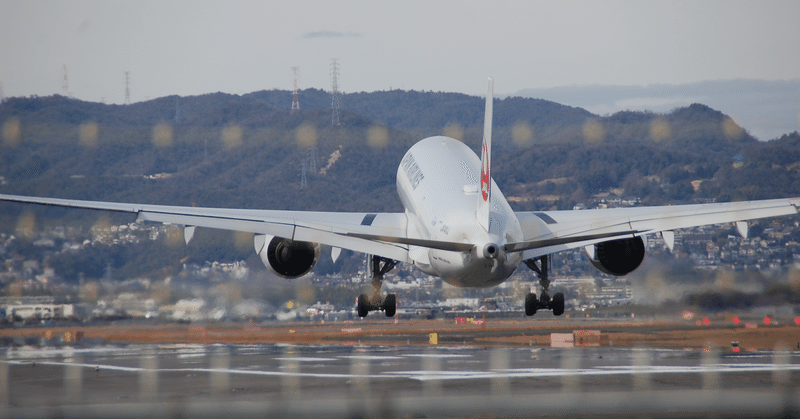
443 122 464 141
722 117 744 140
235 231 253 251
16 211 36 239
222 124 243 149
714 269 734 292
367 124 389 149
296 282 316 304
295 123 317 149
80 281 100 303
164 226 183 247
649 118 671 142
79 121 99 147
2 117 21 147
789 268 800 293
512 122 534 147
582 119 604 144
90 215 112 241
223 282 243 306
152 122 173 148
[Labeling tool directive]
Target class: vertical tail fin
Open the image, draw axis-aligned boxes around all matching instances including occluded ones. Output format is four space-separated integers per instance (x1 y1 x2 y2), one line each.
477 77 493 232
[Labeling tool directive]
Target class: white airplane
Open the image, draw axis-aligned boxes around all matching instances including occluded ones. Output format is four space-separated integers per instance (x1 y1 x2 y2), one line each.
2 78 799 317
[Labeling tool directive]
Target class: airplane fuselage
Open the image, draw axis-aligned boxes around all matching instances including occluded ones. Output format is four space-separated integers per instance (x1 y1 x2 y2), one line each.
397 136 524 287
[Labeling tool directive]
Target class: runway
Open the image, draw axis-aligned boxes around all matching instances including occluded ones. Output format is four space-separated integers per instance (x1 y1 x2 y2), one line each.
2 342 799 418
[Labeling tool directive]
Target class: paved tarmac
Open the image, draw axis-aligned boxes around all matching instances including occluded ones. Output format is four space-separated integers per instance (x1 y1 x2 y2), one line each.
2 342 800 418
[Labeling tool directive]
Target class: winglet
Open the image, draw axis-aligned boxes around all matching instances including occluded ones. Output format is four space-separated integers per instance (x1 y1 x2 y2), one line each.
477 77 493 232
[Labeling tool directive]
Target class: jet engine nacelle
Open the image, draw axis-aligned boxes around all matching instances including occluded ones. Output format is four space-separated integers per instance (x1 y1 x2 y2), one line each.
256 235 320 279
585 236 646 276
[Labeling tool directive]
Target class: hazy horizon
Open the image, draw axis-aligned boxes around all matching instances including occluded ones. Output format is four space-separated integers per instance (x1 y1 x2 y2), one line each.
2 1 798 101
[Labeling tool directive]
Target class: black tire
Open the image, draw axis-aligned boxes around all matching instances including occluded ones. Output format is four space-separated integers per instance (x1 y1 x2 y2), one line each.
552 292 565 316
525 292 538 316
384 294 396 317
357 294 370 318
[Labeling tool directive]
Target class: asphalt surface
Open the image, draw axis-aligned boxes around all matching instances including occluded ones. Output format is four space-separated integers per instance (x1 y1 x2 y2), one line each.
2 341 800 418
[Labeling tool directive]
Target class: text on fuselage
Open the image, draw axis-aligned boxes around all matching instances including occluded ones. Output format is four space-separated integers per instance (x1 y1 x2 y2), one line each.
401 153 425 190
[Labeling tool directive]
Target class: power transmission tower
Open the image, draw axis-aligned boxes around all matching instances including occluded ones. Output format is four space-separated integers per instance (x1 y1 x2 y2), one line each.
300 163 308 189
124 71 130 104
290 67 300 114
300 148 316 190
62 65 69 96
308 147 317 173
174 97 181 123
330 59 341 125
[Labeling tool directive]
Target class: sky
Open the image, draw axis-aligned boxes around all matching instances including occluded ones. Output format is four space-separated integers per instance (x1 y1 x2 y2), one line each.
1 0 799 135
517 80 800 140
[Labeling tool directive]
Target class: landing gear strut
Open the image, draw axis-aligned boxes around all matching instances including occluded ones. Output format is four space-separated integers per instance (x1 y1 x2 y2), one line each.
523 255 565 316
357 255 397 318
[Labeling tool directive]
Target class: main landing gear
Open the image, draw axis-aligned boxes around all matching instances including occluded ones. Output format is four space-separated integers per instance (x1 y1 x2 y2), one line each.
523 255 565 316
357 255 398 318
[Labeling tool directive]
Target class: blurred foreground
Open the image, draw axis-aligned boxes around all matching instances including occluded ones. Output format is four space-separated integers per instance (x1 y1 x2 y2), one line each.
2 318 799 418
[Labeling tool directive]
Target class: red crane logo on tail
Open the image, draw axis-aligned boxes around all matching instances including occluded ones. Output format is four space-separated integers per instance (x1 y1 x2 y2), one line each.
480 139 490 202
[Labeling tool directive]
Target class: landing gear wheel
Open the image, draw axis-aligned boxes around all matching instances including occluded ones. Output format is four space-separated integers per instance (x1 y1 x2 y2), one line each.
525 293 538 316
355 255 398 317
384 294 396 317
357 294 370 318
552 292 565 316
523 255 567 317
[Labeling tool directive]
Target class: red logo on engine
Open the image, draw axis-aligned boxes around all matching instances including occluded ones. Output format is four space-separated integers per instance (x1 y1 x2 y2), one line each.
480 140 490 201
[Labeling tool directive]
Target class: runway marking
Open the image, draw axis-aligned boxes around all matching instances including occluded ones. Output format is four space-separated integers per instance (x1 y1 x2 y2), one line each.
338 355 403 360
0 360 386 379
3 360 799 382
385 363 800 381
275 357 338 362
3 360 144 373
5 347 131 358
401 354 472 359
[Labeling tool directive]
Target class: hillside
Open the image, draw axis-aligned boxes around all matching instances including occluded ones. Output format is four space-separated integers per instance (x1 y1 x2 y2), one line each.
1 90 799 283
0 94 413 214
2 91 797 215
246 89 594 145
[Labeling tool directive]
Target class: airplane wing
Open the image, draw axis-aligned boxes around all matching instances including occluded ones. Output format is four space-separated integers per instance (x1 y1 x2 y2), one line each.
512 197 800 259
5 193 800 264
0 193 412 262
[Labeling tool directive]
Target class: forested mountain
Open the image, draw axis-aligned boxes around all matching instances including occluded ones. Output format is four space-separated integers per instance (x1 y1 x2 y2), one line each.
2 90 798 215
1 90 799 282
246 89 594 144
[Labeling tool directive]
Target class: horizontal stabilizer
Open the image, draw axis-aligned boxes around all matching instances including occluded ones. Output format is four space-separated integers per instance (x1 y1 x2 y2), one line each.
343 232 474 252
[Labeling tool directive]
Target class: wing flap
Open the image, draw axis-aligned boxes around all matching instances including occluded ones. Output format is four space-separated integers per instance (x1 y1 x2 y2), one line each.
515 197 800 259
0 193 411 262
505 231 642 253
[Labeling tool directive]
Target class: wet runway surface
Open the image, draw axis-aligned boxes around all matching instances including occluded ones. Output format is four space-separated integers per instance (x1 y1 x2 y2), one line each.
2 343 800 417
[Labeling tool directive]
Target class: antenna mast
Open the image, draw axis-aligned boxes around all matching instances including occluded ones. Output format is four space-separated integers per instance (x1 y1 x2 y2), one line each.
290 67 300 114
330 59 341 125
124 71 130 104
